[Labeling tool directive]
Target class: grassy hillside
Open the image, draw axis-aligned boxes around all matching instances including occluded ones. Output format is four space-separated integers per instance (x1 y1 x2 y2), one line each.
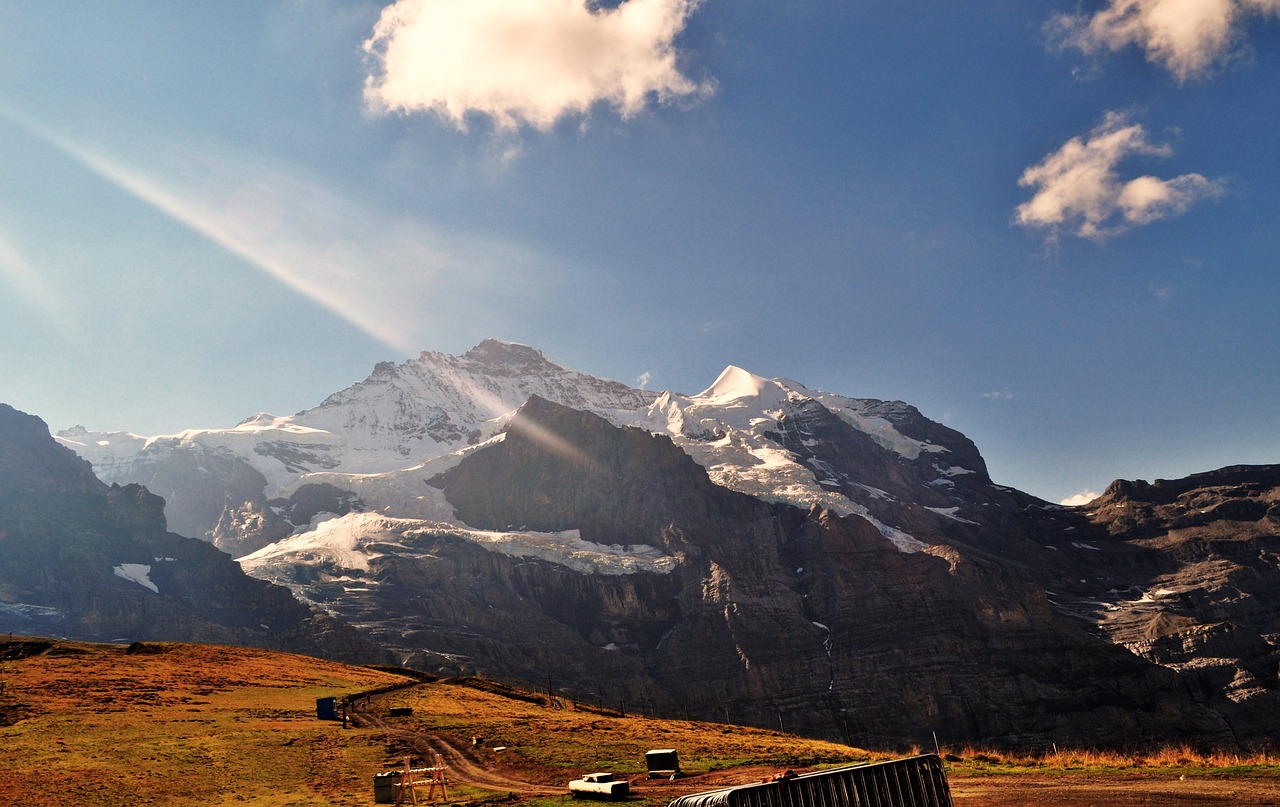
0 638 406 805
5 636 1280 807
0 637 860 806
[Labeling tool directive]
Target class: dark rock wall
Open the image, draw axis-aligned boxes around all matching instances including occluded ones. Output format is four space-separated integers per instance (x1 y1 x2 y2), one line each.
1072 465 1280 743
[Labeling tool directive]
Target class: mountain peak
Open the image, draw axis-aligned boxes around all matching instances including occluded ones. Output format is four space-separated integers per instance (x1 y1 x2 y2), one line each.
696 366 793 409
697 365 780 404
461 339 547 366
1 403 105 498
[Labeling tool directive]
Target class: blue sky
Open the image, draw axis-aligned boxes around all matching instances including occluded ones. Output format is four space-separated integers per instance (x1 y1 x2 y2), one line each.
1 1 1276 504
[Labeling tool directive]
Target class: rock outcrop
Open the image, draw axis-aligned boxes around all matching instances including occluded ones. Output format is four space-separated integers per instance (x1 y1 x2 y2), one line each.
1052 466 1280 742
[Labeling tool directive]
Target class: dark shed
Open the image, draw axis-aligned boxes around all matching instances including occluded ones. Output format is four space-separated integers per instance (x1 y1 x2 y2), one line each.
646 749 681 778
666 755 952 807
316 696 338 720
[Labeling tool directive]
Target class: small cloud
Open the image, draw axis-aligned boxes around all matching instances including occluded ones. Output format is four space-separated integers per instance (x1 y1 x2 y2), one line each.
1015 111 1224 242
1150 281 1174 301
635 371 652 389
496 141 524 166
363 0 714 133
1060 490 1102 507
1048 0 1280 82
981 391 1015 401
700 320 727 334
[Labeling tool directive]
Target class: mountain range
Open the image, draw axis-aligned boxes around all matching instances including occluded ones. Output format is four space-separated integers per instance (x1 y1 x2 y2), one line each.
6 339 1277 748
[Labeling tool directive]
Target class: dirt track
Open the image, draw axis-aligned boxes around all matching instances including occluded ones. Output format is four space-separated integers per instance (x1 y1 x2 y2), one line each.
348 687 564 796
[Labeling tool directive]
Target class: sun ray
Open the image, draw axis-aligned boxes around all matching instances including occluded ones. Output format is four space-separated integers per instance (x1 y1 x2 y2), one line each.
0 106 431 354
0 230 62 319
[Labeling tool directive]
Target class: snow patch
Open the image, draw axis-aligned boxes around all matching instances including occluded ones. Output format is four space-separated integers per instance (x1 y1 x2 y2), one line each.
240 511 678 577
856 483 893 500
925 506 978 525
458 527 677 575
113 563 159 593
238 512 406 572
0 602 64 621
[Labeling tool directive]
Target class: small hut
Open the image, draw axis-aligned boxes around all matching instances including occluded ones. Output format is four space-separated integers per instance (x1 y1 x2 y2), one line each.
646 749 681 779
315 696 338 720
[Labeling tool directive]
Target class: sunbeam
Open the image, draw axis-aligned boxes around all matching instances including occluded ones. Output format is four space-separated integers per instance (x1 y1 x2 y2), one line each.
508 409 599 472
0 230 62 319
0 107 439 355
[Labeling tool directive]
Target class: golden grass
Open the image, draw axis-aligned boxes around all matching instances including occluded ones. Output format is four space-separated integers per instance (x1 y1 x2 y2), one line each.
943 743 1280 777
0 638 408 806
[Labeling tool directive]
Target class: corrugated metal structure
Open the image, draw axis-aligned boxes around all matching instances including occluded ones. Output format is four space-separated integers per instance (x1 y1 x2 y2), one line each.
666 755 952 807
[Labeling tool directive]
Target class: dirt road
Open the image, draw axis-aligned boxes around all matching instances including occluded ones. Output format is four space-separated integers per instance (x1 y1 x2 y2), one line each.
348 687 564 796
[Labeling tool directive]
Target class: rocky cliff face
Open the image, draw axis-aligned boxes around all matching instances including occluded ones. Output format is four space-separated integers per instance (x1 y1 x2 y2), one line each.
0 404 388 666
1052 466 1280 742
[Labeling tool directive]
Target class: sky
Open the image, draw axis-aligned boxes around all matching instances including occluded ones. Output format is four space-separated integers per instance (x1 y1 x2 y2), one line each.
1 1 1277 505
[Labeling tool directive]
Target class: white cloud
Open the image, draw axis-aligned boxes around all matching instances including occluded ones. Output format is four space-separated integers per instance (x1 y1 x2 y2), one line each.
981 390 1015 401
1060 490 1102 507
1015 112 1224 241
1050 0 1280 82
363 0 713 132
635 371 652 389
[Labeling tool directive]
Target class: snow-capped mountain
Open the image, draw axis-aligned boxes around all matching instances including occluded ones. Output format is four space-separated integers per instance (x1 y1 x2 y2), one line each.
57 339 989 558
61 340 655 496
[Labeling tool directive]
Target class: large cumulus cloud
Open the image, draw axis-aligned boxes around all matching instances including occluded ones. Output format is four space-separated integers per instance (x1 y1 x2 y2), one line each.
363 0 712 131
